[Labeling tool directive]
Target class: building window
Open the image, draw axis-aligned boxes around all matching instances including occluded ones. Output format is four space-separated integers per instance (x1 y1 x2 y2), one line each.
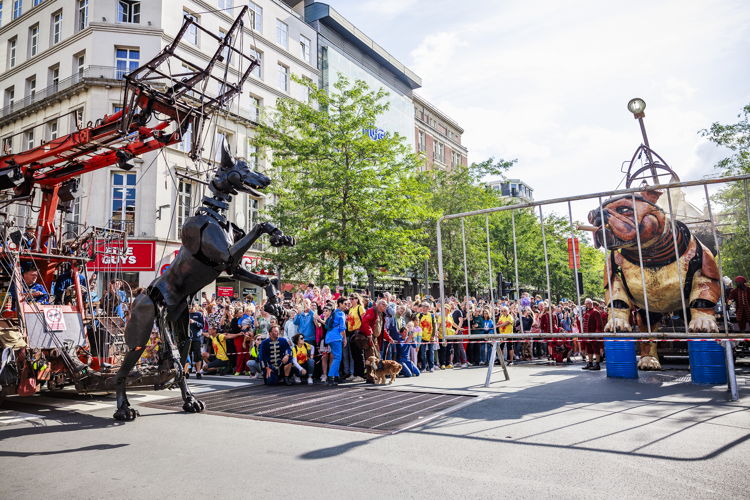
24 129 34 150
0 2 3 28
2 136 12 155
64 196 81 238
29 24 39 57
277 63 289 92
33 0 43 6
249 49 262 79
74 52 85 76
214 130 233 162
4 86 14 108
8 37 17 69
77 0 89 31
433 141 445 164
300 35 311 63
46 119 58 141
176 180 193 238
70 107 83 131
300 76 312 102
117 1 140 24
184 10 198 46
218 0 233 9
248 197 263 250
48 64 59 89
276 20 288 49
111 172 137 236
451 151 461 168
12 0 21 20
246 139 257 168
177 123 192 152
248 95 260 122
218 29 231 64
248 2 262 32
417 130 426 152
115 47 139 79
25 76 36 97
51 10 62 45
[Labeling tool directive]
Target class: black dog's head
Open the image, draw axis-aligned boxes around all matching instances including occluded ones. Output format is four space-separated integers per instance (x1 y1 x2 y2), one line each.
211 140 270 196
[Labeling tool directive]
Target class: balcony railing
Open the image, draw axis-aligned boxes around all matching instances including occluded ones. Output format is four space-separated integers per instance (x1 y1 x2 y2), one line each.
0 65 125 120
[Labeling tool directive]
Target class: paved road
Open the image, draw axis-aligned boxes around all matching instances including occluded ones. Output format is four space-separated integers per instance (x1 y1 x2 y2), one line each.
1 360 749 499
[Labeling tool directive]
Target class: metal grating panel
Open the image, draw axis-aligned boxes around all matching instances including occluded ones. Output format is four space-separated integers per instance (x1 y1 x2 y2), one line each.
143 385 477 434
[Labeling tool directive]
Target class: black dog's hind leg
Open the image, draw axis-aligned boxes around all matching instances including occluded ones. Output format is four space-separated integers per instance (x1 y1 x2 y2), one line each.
163 314 205 413
113 294 156 421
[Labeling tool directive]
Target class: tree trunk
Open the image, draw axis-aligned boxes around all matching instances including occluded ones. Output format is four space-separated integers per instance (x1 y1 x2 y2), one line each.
337 257 345 287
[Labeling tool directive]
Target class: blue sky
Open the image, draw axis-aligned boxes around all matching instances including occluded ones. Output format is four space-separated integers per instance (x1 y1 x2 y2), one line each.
328 0 750 208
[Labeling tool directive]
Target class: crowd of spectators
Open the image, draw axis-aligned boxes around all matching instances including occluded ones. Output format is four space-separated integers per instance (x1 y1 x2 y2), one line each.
179 284 613 386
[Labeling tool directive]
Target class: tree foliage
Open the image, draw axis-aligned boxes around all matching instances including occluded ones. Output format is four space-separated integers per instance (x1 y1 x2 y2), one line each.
701 103 750 278
254 75 431 285
416 159 605 301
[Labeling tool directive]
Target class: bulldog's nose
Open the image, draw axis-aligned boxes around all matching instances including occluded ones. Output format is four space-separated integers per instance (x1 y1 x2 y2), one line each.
588 208 609 226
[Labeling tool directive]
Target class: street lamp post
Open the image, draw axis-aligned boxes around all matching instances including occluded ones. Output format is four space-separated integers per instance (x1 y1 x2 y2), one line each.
627 97 659 185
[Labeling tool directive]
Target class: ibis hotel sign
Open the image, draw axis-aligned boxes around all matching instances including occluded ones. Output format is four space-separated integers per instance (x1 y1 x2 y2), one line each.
89 240 156 272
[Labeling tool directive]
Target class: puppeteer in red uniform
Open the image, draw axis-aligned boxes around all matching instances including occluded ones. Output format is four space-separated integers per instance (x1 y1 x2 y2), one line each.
729 276 750 332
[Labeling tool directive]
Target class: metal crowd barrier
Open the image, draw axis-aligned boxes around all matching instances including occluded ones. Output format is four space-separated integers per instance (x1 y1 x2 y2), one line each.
435 174 750 395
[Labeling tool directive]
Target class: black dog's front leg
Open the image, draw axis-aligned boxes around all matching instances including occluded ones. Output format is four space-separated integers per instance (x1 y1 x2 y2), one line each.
227 222 294 267
231 267 283 320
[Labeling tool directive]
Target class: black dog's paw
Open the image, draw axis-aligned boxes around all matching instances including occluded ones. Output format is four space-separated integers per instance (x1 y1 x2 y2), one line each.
113 407 140 421
264 302 284 319
270 231 295 248
182 398 206 413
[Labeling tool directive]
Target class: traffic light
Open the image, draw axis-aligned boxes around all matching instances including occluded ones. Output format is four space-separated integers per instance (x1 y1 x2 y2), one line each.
497 272 513 298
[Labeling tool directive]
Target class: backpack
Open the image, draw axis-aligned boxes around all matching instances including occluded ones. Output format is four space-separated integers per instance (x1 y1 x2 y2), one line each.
0 347 19 388
325 310 336 331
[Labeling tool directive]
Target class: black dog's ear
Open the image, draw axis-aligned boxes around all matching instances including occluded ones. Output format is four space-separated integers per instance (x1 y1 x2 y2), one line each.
220 139 234 170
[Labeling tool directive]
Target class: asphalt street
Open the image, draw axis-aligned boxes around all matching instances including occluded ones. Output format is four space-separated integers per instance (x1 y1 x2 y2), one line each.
1 359 749 499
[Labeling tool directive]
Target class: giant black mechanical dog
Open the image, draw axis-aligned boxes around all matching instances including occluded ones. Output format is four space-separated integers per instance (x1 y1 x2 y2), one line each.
113 143 294 421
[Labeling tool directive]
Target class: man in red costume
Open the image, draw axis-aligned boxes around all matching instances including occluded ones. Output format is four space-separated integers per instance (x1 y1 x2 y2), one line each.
539 302 569 364
580 298 603 370
358 299 392 383
729 276 749 332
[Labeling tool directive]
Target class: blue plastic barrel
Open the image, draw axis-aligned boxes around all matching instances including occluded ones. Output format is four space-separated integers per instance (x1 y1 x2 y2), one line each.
688 341 727 385
604 338 638 379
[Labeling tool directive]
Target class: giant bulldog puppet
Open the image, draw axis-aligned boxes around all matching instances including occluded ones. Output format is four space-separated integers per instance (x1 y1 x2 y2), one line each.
587 190 721 370
112 142 295 421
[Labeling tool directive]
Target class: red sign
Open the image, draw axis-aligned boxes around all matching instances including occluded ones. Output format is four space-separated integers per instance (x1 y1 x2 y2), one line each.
89 240 156 271
567 237 581 269
217 286 234 297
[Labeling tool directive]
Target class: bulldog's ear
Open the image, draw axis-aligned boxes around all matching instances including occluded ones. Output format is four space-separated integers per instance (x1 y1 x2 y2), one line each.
220 139 234 170
640 190 662 204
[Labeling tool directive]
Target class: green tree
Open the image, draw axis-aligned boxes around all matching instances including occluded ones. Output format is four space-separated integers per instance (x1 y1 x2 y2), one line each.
701 103 750 277
418 158 605 300
254 74 430 285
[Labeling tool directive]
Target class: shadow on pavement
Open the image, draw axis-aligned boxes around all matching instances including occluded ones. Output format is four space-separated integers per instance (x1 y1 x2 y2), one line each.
411 369 750 462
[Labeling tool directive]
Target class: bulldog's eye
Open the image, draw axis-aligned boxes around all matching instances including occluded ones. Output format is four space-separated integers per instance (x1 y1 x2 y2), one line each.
616 206 633 214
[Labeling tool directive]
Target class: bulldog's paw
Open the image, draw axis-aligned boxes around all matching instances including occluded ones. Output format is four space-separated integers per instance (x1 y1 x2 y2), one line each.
638 355 662 371
603 318 632 332
688 316 719 333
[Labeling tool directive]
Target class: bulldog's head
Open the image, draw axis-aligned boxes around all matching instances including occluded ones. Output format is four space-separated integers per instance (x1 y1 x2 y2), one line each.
587 190 666 249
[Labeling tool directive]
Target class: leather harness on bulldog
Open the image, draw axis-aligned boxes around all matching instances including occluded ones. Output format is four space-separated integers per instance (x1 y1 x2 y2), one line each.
608 219 705 321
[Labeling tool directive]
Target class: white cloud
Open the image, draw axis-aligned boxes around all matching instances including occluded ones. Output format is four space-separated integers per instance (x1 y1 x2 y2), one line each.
401 0 750 220
358 0 418 17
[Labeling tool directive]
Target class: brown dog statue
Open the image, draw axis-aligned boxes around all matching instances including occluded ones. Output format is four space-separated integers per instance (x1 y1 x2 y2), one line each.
588 190 721 370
